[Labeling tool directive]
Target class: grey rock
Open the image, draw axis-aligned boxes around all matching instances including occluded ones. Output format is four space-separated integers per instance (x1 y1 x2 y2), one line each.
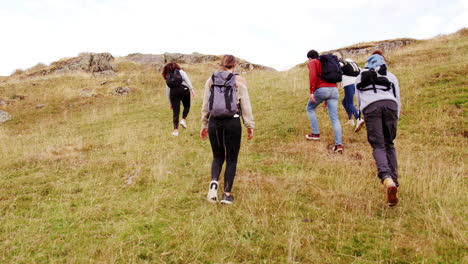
28 52 115 77
326 39 416 60
120 52 275 72
35 104 47 109
0 110 12 123
112 86 132 96
124 53 165 66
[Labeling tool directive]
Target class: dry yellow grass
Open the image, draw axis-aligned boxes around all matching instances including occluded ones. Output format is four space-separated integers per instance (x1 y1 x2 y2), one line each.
0 30 466 263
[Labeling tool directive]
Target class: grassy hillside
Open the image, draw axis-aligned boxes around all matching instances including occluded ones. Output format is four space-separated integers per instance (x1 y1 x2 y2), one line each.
0 30 466 263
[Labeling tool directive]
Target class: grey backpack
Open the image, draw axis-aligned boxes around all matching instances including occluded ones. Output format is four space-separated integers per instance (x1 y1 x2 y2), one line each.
209 71 238 118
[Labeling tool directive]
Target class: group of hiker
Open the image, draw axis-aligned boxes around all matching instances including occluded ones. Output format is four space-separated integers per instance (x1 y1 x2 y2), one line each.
162 50 401 206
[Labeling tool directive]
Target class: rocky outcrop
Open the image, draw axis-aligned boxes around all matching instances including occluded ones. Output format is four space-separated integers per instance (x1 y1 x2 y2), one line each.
326 38 417 59
0 110 12 123
238 62 276 72
27 52 115 77
120 52 276 71
124 53 165 66
164 52 220 64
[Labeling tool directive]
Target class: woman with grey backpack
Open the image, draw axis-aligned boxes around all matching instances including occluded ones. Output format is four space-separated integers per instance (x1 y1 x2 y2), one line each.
200 55 255 204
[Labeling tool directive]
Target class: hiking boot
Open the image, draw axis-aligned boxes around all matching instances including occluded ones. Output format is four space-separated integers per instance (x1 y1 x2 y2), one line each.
383 178 398 206
346 119 355 126
207 181 219 203
171 130 179 136
305 134 320 140
354 118 365 132
220 193 234 204
180 119 187 129
333 144 344 154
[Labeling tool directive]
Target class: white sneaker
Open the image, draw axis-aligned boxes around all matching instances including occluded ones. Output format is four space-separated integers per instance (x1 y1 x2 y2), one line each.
354 118 365 132
179 119 187 129
207 181 219 203
346 119 355 126
171 130 179 136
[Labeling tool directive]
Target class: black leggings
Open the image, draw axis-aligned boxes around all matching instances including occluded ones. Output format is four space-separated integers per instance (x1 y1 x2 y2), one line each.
208 117 242 192
170 89 191 129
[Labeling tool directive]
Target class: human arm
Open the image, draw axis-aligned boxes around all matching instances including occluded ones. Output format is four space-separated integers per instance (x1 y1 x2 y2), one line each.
308 60 318 96
200 78 211 129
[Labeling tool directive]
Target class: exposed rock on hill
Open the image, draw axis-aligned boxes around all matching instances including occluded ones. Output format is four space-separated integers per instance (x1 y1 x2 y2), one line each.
326 38 417 59
121 52 276 71
124 53 165 66
0 110 12 123
27 53 115 77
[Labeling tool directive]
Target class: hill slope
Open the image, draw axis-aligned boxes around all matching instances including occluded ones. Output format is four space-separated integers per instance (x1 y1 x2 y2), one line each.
0 30 466 263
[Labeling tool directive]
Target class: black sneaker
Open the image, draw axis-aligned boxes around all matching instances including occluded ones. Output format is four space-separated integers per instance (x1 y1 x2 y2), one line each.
220 193 234 204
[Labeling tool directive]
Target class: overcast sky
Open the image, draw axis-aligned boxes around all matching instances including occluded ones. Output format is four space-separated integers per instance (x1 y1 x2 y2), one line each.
0 0 466 76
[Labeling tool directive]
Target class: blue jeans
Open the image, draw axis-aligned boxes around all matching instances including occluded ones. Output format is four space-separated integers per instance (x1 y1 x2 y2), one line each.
342 84 359 120
306 87 342 145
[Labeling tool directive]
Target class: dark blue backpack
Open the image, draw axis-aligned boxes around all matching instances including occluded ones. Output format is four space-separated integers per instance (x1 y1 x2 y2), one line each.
318 54 343 83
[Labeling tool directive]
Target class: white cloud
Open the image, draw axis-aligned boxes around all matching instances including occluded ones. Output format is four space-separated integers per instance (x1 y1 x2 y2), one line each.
411 16 443 39
445 0 468 33
0 0 465 75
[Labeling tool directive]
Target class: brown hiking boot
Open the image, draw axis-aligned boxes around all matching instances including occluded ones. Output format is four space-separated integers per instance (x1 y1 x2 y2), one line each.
383 178 398 206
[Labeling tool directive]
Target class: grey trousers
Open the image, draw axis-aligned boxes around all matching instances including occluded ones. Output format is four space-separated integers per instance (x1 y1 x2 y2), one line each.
363 100 399 186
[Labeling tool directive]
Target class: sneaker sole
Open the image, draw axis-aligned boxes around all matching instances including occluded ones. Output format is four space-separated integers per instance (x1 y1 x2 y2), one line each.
220 200 233 205
387 186 398 206
305 136 320 140
354 121 365 133
207 182 218 203
180 123 187 129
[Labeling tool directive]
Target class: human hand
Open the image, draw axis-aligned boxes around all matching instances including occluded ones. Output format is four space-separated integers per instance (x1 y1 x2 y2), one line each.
309 94 316 103
200 128 208 140
247 128 254 140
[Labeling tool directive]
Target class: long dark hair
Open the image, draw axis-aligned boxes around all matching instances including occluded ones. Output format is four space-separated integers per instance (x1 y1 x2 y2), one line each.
162 62 181 80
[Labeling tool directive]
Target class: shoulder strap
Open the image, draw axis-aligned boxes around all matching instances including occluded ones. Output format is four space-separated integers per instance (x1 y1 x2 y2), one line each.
209 74 215 110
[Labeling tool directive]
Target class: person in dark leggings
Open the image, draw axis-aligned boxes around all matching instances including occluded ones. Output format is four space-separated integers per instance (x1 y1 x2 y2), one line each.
162 62 195 137
200 55 255 204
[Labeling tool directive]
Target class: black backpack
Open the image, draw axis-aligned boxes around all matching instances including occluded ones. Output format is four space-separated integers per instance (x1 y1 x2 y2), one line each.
165 70 187 89
356 65 396 97
318 54 342 83
341 60 360 77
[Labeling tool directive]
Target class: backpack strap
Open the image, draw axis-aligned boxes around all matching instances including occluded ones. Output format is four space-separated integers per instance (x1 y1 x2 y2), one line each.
209 74 215 111
223 73 234 111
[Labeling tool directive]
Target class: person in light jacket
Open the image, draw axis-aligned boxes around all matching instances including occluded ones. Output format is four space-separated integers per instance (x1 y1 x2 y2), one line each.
355 53 401 206
200 55 255 205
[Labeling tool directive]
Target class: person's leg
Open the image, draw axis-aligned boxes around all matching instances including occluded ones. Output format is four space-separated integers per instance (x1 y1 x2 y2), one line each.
382 101 399 186
364 103 394 182
342 85 353 120
170 95 181 129
208 118 225 182
326 88 343 146
345 84 360 120
306 90 325 135
181 90 191 119
222 118 242 193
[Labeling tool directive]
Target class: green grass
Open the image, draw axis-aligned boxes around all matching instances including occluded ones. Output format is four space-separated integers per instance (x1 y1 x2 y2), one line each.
0 31 466 263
